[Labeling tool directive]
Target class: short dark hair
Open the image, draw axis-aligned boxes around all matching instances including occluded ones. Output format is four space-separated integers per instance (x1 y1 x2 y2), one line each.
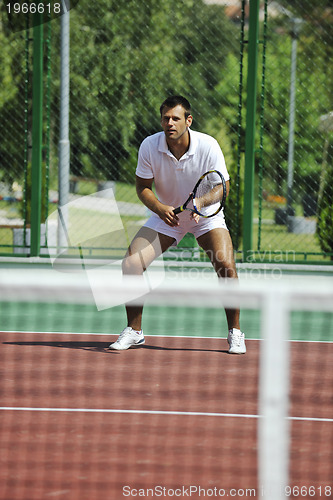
160 95 191 118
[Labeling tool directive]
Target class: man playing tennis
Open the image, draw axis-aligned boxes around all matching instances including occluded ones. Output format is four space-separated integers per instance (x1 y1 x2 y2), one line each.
109 95 246 354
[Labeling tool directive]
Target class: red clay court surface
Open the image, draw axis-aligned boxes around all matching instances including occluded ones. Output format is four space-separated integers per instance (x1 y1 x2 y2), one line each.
0 333 332 500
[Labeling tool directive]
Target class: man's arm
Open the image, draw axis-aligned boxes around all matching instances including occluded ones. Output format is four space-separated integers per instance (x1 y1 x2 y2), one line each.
225 180 230 197
196 178 230 210
136 175 179 227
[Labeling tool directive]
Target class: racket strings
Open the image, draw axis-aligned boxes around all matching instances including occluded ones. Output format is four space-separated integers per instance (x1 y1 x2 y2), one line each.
194 173 223 216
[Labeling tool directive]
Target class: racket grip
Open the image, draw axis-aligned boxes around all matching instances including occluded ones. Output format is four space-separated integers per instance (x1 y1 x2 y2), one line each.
173 207 182 215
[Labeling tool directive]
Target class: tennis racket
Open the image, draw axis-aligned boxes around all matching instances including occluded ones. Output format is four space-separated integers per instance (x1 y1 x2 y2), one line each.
173 170 226 218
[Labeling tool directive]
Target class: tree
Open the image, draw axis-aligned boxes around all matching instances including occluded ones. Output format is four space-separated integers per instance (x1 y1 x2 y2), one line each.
53 0 240 182
0 28 28 186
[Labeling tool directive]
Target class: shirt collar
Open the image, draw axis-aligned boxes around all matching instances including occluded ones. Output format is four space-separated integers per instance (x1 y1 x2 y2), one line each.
158 128 197 158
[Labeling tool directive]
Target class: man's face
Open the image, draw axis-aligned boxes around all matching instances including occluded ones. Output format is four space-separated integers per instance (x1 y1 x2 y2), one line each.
161 105 192 141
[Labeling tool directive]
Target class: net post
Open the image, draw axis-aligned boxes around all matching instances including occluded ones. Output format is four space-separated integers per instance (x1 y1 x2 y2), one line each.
259 290 290 499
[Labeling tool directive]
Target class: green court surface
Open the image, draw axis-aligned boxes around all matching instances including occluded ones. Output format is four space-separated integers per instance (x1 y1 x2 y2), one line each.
0 259 332 343
1 302 332 342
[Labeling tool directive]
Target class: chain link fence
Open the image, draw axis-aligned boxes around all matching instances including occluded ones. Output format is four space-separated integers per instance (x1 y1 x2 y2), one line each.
0 0 332 262
256 0 333 263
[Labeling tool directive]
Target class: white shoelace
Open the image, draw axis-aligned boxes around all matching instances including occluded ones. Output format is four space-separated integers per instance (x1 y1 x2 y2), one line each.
230 331 243 346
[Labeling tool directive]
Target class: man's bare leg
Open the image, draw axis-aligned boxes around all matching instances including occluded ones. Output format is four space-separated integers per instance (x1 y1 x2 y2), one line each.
122 227 176 331
197 227 240 330
197 227 245 354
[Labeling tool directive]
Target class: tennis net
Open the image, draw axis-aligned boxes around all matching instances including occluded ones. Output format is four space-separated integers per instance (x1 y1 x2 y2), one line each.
0 266 332 500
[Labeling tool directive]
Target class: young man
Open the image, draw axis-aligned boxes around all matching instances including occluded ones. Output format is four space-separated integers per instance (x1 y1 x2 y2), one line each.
109 96 246 354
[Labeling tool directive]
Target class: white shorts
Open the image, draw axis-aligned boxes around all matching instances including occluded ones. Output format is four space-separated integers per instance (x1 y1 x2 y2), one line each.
143 211 228 245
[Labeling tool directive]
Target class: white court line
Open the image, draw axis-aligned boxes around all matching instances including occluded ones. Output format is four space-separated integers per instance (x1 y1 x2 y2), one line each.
0 407 332 423
0 330 255 339
1 330 333 343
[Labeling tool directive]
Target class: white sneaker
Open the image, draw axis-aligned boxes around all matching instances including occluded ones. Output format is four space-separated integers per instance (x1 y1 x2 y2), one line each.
228 328 246 354
109 327 145 350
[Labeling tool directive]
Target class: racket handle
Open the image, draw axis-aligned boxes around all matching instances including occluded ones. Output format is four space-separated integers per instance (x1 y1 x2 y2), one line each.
173 207 182 215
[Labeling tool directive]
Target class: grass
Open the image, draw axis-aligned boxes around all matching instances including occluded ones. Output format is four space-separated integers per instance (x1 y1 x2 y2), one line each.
253 224 324 260
46 206 144 259
252 199 324 260
73 179 141 204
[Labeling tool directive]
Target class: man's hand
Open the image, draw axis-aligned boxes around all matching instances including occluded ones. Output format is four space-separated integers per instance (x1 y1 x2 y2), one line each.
190 212 200 223
156 203 180 227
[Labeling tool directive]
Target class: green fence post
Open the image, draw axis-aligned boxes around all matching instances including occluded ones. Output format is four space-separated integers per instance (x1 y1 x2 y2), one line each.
242 0 260 263
30 15 43 257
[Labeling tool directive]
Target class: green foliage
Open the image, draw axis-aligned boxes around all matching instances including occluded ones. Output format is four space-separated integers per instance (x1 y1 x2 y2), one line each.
56 0 240 182
261 27 331 196
278 0 333 18
0 29 28 185
0 31 18 106
316 146 333 257
317 202 333 257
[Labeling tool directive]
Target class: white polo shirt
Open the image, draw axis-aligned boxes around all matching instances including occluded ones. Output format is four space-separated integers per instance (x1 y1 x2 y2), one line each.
136 128 229 209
